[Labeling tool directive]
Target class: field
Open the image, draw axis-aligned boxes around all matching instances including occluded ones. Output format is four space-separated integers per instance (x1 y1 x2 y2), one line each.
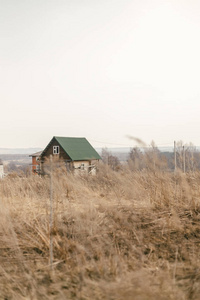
0 163 200 299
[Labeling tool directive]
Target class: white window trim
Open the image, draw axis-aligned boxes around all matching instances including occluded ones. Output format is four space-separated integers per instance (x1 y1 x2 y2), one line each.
53 145 59 155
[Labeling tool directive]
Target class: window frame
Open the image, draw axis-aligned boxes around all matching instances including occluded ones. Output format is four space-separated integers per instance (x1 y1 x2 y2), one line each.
53 145 59 155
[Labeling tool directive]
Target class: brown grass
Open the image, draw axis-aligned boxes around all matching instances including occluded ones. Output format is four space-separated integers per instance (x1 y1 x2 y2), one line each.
0 163 200 299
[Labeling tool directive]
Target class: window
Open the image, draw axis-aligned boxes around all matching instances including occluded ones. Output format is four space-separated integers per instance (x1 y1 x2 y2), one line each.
53 146 59 154
80 163 85 170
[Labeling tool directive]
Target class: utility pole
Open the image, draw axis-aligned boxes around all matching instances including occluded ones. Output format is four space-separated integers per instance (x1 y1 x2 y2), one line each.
183 146 186 173
191 147 194 172
50 155 53 269
174 141 176 173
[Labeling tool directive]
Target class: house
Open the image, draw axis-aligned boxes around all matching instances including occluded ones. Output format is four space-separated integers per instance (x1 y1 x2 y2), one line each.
30 136 101 175
0 160 4 179
29 151 43 174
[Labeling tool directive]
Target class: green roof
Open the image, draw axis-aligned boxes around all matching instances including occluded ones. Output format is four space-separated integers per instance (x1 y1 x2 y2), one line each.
54 137 101 161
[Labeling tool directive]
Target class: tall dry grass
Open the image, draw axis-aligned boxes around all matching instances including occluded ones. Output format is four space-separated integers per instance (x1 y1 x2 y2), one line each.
0 162 200 299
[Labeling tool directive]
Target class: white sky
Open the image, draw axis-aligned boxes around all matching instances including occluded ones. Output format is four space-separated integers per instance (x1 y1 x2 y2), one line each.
1 0 200 148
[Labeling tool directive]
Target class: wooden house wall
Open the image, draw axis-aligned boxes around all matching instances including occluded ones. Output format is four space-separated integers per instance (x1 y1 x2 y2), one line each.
41 137 71 161
0 165 4 179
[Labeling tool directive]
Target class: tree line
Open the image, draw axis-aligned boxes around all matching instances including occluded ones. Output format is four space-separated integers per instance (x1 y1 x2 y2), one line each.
101 141 200 172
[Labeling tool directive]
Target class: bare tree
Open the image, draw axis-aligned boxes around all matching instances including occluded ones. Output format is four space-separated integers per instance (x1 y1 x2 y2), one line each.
175 141 200 172
128 147 143 170
101 148 121 171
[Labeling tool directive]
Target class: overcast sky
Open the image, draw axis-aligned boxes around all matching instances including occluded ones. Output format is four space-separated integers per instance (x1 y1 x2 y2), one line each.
1 0 200 148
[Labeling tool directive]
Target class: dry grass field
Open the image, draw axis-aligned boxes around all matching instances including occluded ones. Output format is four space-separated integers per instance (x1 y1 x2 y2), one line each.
0 162 200 299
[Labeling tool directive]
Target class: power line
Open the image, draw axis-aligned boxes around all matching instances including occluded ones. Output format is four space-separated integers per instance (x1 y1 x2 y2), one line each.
89 140 133 147
89 139 174 148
